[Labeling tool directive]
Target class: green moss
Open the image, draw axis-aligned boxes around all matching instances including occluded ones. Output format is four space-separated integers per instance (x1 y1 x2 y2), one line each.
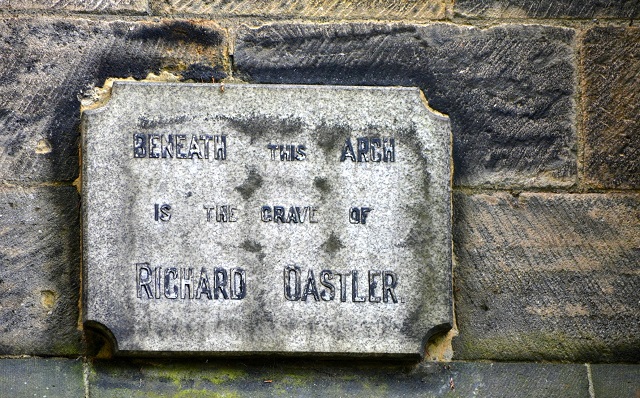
150 364 247 389
173 389 241 398
281 373 311 387
98 387 166 398
202 367 246 385
51 340 82 356
338 374 359 382
86 362 99 383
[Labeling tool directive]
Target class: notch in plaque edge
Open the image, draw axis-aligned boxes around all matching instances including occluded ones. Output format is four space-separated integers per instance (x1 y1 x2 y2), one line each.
422 322 455 362
418 90 450 121
84 320 119 359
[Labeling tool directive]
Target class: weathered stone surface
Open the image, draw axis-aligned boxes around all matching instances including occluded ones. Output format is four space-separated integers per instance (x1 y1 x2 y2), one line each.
89 359 589 397
452 192 640 362
235 23 577 188
582 27 639 189
83 82 452 356
0 358 85 398
591 364 640 398
151 0 447 19
0 17 226 183
0 186 82 355
0 0 148 13
454 0 639 19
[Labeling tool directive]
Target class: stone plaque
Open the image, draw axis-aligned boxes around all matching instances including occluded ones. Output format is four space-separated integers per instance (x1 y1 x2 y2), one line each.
82 82 452 356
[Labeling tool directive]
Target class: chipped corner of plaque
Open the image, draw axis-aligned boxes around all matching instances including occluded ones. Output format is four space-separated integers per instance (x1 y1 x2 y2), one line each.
80 71 184 113
79 78 130 114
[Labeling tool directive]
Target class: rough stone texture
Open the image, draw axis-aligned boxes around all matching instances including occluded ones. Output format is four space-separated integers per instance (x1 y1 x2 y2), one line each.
454 0 639 19
0 17 226 183
89 359 590 397
151 0 448 19
0 358 85 398
582 27 640 189
83 82 452 356
0 186 82 355
0 0 148 13
591 364 640 398
235 23 577 188
452 192 640 362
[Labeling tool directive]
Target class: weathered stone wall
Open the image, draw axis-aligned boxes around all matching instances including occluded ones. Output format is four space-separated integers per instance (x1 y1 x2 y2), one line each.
0 1 638 396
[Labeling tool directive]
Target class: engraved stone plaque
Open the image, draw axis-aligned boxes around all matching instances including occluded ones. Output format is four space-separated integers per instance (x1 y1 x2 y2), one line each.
82 82 452 356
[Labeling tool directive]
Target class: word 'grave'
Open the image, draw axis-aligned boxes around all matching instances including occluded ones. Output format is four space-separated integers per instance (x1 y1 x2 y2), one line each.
82 82 452 356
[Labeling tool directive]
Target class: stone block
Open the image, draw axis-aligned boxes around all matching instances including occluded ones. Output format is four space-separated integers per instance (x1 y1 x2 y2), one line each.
0 186 82 355
454 0 639 19
0 17 226 183
452 192 640 362
0 0 148 13
235 23 577 188
0 358 85 398
582 27 639 189
150 0 448 19
591 364 640 398
89 359 589 397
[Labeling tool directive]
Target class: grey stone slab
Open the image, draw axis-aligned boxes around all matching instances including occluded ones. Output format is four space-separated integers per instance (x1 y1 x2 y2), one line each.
0 0 148 13
0 186 82 355
582 27 640 189
82 82 452 356
89 359 589 398
0 17 226 183
235 23 577 188
452 192 640 362
150 0 447 19
0 358 85 398
454 0 639 19
591 364 640 398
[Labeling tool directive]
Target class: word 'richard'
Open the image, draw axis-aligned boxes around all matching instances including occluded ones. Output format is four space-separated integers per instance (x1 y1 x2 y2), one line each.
136 263 246 300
